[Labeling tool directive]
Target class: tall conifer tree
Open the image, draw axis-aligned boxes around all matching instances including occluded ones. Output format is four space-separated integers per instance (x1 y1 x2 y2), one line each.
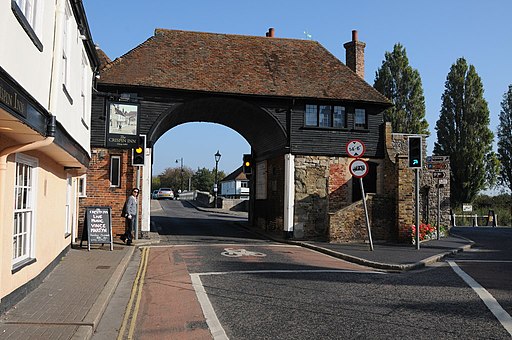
374 43 429 135
434 58 494 206
497 85 512 192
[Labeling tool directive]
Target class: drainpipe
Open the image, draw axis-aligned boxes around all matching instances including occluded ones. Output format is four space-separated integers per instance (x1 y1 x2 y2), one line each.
0 117 55 288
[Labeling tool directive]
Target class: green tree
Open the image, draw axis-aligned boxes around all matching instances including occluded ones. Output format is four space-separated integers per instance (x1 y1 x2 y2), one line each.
373 43 429 135
434 57 495 206
157 166 194 191
497 85 512 192
191 167 226 193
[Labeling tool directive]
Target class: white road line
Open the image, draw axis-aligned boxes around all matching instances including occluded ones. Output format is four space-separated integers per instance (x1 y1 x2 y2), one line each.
450 260 512 263
190 273 229 340
148 243 300 248
190 269 384 339
194 269 385 276
448 261 512 336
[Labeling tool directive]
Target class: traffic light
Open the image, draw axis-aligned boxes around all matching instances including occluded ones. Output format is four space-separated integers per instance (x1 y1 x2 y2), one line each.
242 154 253 175
132 135 145 166
408 136 422 168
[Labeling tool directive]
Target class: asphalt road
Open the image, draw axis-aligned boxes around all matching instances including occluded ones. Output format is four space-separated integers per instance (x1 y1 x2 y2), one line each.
97 203 512 339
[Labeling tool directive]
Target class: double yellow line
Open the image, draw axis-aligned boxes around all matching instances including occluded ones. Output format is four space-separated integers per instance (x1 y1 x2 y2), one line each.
118 246 150 340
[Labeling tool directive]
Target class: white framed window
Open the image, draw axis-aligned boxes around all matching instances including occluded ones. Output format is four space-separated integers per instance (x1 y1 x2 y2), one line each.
78 175 87 197
62 1 71 91
81 52 90 127
12 0 44 51
110 156 121 187
15 0 37 28
13 154 37 267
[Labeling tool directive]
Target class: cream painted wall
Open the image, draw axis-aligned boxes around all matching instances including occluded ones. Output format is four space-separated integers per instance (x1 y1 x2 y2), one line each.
0 0 93 155
50 0 93 155
0 151 70 298
0 0 55 108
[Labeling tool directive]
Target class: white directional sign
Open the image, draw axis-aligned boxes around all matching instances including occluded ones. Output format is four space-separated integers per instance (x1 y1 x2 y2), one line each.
349 159 369 178
346 140 365 158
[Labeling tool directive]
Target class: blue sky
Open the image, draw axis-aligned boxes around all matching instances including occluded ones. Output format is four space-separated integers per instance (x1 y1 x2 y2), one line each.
83 0 512 176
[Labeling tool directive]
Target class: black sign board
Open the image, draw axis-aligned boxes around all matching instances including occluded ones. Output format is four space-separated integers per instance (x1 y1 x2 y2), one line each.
0 76 28 118
80 206 113 251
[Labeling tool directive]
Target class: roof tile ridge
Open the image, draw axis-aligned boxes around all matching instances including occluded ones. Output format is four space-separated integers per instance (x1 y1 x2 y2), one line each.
153 27 319 43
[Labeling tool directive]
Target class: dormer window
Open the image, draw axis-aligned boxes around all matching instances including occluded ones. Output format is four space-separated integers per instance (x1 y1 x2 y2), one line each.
305 104 346 128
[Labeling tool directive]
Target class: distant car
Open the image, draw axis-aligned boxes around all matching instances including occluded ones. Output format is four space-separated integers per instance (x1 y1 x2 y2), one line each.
157 188 174 200
152 190 159 199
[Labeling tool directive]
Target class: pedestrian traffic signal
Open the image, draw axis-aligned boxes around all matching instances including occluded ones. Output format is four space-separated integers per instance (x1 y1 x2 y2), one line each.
132 135 145 166
408 136 422 168
243 154 253 175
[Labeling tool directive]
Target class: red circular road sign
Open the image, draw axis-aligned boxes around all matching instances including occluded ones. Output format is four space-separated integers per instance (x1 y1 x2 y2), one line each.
346 140 366 158
349 159 369 178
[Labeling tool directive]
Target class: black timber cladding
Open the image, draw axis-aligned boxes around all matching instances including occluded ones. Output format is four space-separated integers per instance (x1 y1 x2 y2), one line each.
92 85 387 159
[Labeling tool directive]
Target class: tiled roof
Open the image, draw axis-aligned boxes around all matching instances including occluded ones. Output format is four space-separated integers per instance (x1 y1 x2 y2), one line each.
96 48 111 68
220 166 247 182
100 29 390 104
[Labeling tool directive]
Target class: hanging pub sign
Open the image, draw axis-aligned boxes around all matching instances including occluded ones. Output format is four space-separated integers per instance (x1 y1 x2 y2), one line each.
106 102 139 148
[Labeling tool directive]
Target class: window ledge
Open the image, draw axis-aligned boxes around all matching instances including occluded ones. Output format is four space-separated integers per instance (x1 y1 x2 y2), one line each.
81 118 89 130
62 84 73 105
351 128 370 133
12 257 37 274
301 126 349 132
11 1 43 52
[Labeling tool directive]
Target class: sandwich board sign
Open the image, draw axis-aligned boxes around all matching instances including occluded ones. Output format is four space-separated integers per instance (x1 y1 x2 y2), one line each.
80 206 113 251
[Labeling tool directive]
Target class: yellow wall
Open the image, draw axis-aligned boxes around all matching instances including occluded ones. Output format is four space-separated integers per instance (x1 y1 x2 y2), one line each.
0 149 71 299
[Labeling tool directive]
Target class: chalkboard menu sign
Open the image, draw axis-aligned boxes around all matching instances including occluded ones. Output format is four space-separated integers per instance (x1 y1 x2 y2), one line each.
81 206 113 251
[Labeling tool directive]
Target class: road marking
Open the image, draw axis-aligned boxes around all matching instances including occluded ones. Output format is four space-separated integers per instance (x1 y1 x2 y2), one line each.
190 269 384 340
221 248 267 257
449 260 512 263
190 274 229 340
149 243 300 248
448 261 512 336
117 247 150 340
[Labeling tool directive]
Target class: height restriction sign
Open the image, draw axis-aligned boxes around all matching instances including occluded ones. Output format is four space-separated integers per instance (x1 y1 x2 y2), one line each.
346 140 365 158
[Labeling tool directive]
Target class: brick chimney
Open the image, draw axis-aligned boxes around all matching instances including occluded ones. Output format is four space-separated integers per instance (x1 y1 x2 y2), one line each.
265 27 275 37
343 30 366 79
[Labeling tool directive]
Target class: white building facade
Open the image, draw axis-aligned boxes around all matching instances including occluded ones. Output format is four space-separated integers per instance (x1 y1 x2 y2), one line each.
0 0 98 312
220 166 250 199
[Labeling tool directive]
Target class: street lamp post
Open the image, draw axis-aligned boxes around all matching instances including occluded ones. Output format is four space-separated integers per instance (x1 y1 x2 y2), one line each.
175 157 183 193
214 150 221 208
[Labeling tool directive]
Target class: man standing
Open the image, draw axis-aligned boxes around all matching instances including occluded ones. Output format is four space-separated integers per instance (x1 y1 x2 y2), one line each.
121 188 139 245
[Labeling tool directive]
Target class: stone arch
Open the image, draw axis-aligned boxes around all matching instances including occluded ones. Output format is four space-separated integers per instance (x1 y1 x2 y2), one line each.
148 97 288 157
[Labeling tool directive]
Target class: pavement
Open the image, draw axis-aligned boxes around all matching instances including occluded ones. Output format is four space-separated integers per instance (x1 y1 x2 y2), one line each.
0 199 474 339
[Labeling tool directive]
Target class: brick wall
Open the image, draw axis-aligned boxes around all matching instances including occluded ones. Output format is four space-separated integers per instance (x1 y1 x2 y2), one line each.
78 148 140 241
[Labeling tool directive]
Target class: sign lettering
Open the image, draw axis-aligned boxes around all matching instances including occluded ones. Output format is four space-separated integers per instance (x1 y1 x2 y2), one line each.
0 77 28 118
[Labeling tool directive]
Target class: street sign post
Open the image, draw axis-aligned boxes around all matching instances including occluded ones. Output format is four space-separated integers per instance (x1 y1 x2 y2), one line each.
346 140 373 251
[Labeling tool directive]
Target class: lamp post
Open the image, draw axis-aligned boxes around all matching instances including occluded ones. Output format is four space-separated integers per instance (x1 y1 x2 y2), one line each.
175 157 183 193
214 150 221 208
